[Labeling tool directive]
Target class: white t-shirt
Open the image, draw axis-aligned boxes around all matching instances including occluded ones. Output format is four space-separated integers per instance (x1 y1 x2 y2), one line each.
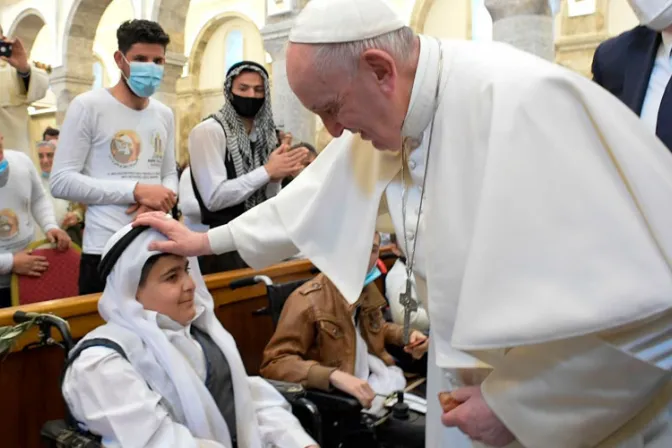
0 150 59 288
178 167 209 233
50 89 178 254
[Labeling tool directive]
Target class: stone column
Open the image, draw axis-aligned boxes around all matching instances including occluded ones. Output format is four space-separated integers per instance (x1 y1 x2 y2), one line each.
50 66 94 125
261 15 316 145
175 74 203 164
554 0 609 77
154 50 187 112
485 0 555 60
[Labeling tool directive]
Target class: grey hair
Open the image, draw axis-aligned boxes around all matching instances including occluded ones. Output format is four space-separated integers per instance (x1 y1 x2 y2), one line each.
36 141 56 150
311 26 416 79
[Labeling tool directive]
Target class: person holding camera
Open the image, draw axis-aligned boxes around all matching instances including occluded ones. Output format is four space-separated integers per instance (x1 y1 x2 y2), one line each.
0 25 49 155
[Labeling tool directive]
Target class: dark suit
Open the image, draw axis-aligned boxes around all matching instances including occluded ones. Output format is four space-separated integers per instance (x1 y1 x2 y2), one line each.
592 26 671 150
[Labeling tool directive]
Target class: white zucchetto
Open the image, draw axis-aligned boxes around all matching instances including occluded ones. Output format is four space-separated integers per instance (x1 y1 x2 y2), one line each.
289 0 405 44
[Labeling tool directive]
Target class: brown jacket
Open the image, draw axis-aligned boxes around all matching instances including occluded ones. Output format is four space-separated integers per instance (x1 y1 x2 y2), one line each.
260 273 405 391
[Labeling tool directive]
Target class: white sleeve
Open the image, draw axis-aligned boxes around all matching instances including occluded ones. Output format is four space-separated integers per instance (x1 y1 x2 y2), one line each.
50 97 137 205
247 376 316 448
385 260 430 332
28 157 59 233
25 66 49 103
189 121 271 211
161 110 178 193
178 169 201 218
63 347 225 448
480 334 671 448
0 253 13 275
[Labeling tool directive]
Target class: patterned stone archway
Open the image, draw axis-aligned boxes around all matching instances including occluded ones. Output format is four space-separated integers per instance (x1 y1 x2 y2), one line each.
6 8 46 56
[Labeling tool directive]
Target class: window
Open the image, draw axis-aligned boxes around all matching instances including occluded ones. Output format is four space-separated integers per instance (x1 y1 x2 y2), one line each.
224 30 244 73
471 0 493 42
92 60 105 89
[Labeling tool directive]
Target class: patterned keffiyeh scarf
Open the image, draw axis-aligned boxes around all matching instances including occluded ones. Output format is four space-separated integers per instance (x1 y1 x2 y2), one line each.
210 63 278 210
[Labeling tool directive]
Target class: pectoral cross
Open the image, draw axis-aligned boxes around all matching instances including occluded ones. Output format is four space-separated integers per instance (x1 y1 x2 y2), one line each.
399 278 418 344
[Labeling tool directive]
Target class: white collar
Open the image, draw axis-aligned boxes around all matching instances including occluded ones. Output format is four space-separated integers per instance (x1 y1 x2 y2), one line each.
662 29 672 59
401 35 443 141
143 304 206 335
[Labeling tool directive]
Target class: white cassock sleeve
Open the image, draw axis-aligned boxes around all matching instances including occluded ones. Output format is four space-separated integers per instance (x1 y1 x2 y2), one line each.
247 377 316 448
447 76 672 447
63 347 226 448
207 132 400 304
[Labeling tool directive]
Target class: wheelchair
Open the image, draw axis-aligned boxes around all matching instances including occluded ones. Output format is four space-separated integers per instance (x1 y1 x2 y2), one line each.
231 273 426 448
9 310 324 448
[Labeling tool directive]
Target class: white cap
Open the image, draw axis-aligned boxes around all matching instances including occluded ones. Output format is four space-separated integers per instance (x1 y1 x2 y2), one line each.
289 0 405 44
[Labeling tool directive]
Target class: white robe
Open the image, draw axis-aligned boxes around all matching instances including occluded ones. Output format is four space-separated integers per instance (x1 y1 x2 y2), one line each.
0 62 49 155
206 36 672 447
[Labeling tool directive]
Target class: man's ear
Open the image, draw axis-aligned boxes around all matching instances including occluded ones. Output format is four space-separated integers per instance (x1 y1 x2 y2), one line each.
361 49 397 95
114 51 125 70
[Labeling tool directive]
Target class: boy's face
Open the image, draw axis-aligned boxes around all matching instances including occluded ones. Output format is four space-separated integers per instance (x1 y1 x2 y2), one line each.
136 254 197 326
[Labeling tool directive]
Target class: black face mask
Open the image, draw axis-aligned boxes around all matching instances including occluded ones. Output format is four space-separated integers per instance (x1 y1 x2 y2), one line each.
231 94 265 118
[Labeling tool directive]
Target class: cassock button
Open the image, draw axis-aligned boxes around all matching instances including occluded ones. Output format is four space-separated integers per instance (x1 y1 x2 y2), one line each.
406 231 415 241
409 160 417 170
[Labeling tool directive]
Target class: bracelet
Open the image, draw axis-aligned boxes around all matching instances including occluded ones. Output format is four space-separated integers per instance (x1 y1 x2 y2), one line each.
17 68 31 78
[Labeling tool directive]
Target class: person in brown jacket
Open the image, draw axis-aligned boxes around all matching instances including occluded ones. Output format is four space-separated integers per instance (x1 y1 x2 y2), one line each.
260 232 428 408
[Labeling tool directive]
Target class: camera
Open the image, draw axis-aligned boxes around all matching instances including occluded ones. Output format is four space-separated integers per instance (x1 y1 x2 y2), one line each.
0 40 13 58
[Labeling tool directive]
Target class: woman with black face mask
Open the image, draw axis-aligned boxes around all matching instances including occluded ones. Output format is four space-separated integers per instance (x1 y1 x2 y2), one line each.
188 61 308 275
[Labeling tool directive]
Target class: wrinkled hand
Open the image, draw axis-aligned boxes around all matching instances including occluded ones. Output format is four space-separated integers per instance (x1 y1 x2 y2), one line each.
133 211 212 256
441 386 515 447
0 35 29 73
61 212 79 229
125 203 154 216
47 228 71 251
404 331 429 359
12 250 48 277
329 370 375 409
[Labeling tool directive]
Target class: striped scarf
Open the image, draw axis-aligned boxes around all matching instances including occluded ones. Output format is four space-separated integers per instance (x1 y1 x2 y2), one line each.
211 63 278 210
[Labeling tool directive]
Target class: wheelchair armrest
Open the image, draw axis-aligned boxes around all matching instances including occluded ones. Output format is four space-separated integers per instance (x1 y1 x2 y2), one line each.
305 388 362 413
266 379 306 403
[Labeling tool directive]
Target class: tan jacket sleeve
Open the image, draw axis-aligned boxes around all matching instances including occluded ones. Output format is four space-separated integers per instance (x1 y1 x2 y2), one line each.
260 293 336 391
383 321 405 347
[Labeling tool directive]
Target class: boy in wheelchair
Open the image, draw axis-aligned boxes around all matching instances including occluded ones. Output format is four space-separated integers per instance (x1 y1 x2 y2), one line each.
260 233 428 444
61 221 317 448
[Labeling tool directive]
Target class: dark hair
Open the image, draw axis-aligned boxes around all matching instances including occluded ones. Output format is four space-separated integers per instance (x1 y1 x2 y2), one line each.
291 142 317 155
42 127 59 140
139 254 170 287
117 20 170 54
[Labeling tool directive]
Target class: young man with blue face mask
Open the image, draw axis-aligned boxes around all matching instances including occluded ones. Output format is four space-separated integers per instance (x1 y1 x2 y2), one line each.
0 130 71 308
261 232 429 410
51 20 178 295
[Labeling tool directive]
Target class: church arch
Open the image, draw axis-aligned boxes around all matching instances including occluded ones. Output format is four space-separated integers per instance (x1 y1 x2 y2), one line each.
7 8 46 56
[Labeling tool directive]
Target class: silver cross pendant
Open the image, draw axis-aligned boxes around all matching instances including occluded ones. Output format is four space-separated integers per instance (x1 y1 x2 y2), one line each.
399 278 418 344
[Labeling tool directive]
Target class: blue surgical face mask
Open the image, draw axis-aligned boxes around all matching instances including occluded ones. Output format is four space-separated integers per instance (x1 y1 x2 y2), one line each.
41 171 49 179
122 55 164 98
363 265 382 287
0 158 8 174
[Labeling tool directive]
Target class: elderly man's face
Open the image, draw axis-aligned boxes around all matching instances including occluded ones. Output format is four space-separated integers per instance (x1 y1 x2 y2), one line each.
287 44 405 151
38 144 55 173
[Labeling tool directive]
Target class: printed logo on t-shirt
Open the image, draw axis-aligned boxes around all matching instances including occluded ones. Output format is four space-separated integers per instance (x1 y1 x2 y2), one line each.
0 209 19 240
110 130 141 168
148 131 164 169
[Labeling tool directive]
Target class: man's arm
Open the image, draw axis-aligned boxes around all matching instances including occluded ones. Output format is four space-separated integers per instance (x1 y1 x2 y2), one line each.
189 122 271 211
27 155 59 234
50 98 138 205
260 293 336 391
161 111 178 193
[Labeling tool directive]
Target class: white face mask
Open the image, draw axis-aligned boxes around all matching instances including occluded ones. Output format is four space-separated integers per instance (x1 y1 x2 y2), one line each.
628 0 672 31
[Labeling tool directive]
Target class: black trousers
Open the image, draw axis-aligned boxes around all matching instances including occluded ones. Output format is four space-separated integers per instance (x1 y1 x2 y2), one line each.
0 287 11 308
79 253 105 295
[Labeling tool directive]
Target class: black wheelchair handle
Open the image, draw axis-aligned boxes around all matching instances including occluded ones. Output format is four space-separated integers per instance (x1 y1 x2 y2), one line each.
229 277 259 290
13 310 35 324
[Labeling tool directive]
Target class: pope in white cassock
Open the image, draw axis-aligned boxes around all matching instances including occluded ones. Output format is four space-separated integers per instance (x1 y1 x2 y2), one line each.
137 0 672 446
